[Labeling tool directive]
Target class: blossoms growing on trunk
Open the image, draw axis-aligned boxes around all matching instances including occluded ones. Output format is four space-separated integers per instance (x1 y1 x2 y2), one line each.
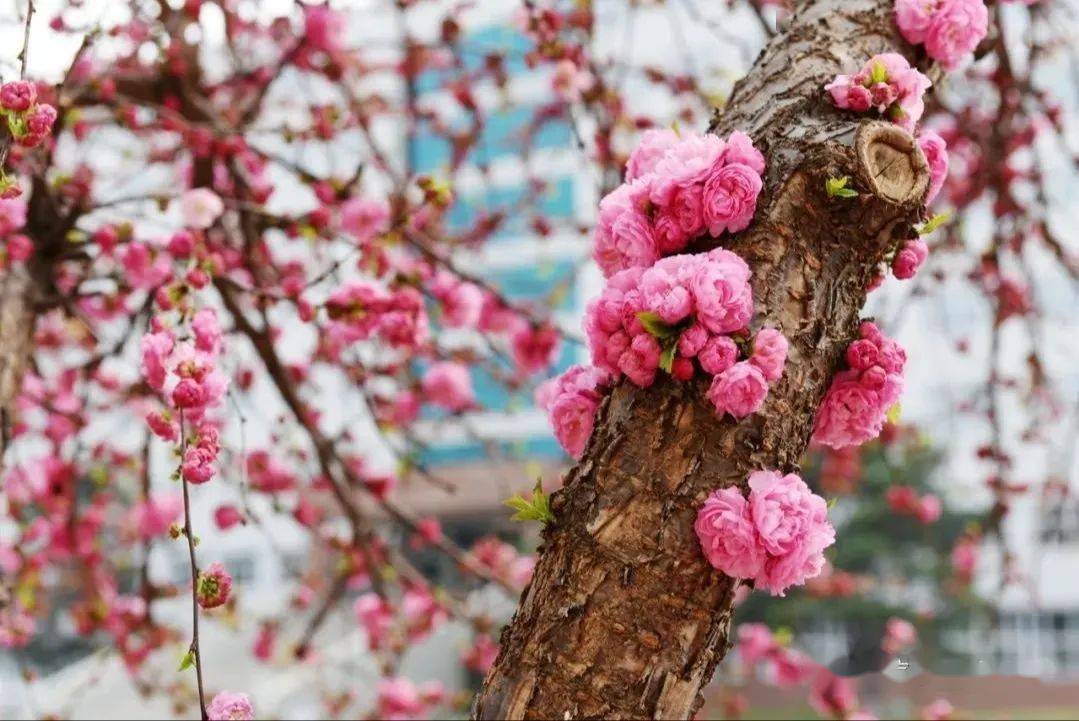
695 470 835 596
583 249 786 408
594 129 764 277
895 0 989 70
825 53 932 130
812 321 906 449
540 128 776 457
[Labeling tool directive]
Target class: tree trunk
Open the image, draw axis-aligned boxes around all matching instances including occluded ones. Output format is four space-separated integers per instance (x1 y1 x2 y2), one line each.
472 1 930 718
0 264 35 458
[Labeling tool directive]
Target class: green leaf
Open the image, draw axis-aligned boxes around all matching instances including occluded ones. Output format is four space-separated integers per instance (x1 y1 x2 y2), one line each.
916 212 951 236
869 59 888 85
636 311 678 339
659 343 677 374
825 176 858 199
887 402 902 424
504 480 555 524
178 649 196 672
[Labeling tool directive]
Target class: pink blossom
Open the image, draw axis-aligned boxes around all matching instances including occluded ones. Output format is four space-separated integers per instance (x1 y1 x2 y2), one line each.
0 80 36 111
129 493 182 539
677 323 709 357
196 562 233 609
896 0 941 44
750 328 788 382
303 4 345 53
191 308 223 354
145 410 179 441
214 505 244 530
552 59 594 102
702 163 763 236
721 130 766 175
690 249 753 334
925 0 988 70
650 133 726 206
625 128 680 181
171 378 206 409
510 322 561 375
653 183 704 254
178 188 224 229
354 593 394 650
462 634 500 673
548 393 601 459
748 470 835 596
377 678 431 720
951 537 978 578
402 587 447 639
812 371 888 448
121 242 171 289
825 76 873 113
882 617 918 655
421 362 474 412
707 362 769 420
432 273 484 328
619 332 661 388
826 54 931 130
339 196 390 244
593 178 658 277
916 494 942 524
698 335 739 375
536 365 612 458
694 487 766 579
813 324 906 448
640 263 694 323
140 331 175 392
0 198 27 235
736 623 777 667
771 647 813 687
918 129 950 204
808 670 859 719
26 104 57 137
892 237 930 279
207 691 254 721
920 699 956 721
182 446 216 484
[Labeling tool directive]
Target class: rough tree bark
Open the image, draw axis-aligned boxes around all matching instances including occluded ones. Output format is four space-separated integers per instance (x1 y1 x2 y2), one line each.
0 174 67 462
472 1 931 719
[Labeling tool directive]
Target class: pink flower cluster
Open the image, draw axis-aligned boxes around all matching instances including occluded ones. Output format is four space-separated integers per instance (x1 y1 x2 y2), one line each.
825 53 932 131
376 677 446 721
896 0 989 70
694 470 835 596
535 365 613 458
811 321 906 449
594 129 764 277
421 361 475 412
141 309 228 482
325 280 428 351
584 249 786 418
0 80 57 153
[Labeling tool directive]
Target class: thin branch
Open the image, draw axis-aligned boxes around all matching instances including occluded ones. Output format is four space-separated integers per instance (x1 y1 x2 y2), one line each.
178 410 209 720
